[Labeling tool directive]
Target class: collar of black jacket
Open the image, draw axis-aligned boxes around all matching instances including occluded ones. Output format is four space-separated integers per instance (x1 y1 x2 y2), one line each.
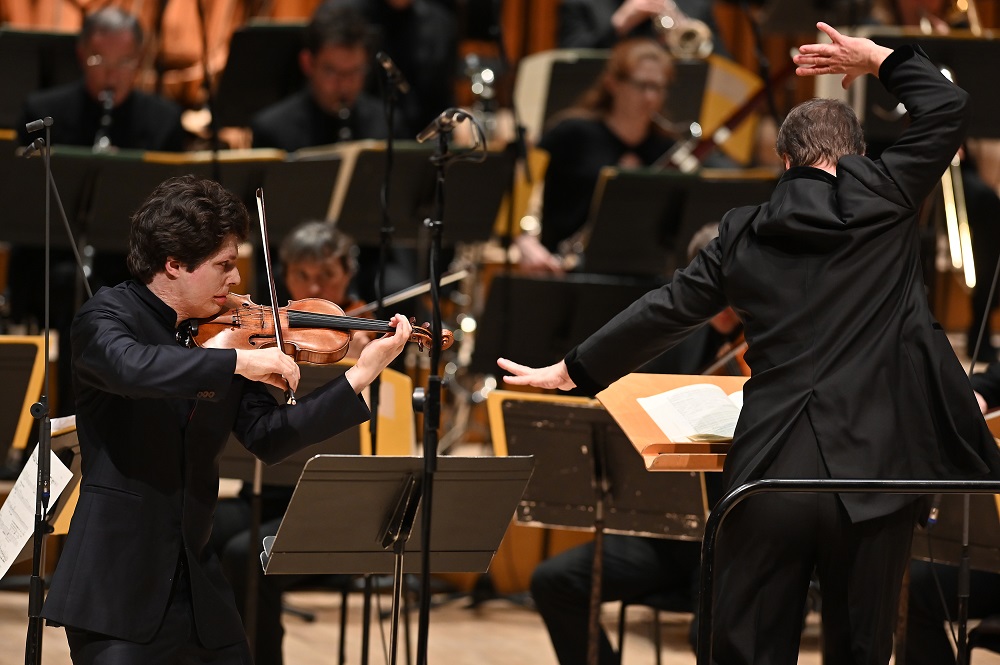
129 279 180 331
778 165 837 187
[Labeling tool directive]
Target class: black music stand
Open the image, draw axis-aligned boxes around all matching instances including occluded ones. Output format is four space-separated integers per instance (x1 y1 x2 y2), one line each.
0 146 97 248
0 28 79 129
489 391 708 665
469 273 660 374
581 168 778 278
316 141 434 244
854 31 1000 144
260 157 342 231
214 21 307 128
260 455 532 665
491 395 708 538
911 493 1000 573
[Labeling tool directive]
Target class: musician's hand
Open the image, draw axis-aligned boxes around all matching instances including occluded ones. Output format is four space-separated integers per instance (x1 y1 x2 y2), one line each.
612 0 670 35
515 234 565 275
346 314 411 393
498 358 577 391
235 348 300 392
793 22 893 88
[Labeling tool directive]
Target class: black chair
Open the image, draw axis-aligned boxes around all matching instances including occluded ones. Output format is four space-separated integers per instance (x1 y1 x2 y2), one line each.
617 590 694 665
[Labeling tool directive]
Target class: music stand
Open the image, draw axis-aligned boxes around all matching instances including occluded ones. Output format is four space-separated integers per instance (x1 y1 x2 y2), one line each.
437 148 516 244
469 273 660 374
214 21 307 128
0 28 79 129
911 494 1000 574
0 336 45 465
488 391 708 539
0 146 97 248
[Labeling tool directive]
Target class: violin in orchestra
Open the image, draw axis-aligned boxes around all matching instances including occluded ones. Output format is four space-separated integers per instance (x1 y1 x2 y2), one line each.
179 293 453 365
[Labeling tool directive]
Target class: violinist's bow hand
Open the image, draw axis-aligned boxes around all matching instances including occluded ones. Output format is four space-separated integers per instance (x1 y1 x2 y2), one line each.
497 358 577 391
235 348 300 393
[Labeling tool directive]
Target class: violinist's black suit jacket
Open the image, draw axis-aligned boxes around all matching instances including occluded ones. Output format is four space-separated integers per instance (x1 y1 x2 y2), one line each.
565 46 1000 521
42 281 370 647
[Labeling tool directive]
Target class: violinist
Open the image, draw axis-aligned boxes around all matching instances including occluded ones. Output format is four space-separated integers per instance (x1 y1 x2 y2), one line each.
212 219 372 665
499 27 1000 663
41 175 411 665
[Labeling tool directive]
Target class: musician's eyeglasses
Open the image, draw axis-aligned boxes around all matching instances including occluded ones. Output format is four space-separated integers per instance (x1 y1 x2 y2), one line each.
85 55 140 72
623 78 668 95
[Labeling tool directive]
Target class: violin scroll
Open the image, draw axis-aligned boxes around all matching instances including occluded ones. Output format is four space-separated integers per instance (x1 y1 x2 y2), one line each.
410 320 454 352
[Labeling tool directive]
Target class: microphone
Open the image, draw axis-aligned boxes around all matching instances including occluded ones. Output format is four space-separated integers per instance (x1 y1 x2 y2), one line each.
376 51 410 95
21 137 45 158
416 108 469 143
25 117 53 134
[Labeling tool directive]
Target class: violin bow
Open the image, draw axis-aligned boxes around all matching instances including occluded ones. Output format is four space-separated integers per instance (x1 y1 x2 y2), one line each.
256 187 297 405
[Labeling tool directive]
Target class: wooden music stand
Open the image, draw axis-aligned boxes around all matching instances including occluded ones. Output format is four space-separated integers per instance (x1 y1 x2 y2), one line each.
596 373 748 472
0 336 45 461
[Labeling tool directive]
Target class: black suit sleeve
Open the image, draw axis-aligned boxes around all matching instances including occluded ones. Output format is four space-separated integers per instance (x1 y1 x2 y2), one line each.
564 233 729 394
875 46 970 210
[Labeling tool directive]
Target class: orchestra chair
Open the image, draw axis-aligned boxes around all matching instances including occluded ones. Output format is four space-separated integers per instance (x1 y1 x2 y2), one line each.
970 616 1000 660
617 590 694 665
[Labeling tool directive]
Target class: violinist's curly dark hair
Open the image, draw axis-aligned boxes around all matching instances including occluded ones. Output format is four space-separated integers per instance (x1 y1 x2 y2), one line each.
127 175 249 283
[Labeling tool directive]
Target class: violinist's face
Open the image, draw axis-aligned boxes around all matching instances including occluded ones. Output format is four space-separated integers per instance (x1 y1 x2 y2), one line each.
301 43 368 116
284 256 351 305
170 237 241 320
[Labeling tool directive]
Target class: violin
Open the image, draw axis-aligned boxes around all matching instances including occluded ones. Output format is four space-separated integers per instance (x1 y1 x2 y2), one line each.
702 332 750 377
186 293 454 365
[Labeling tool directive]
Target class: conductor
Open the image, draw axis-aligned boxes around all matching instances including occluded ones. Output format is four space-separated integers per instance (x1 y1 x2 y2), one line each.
499 25 1000 663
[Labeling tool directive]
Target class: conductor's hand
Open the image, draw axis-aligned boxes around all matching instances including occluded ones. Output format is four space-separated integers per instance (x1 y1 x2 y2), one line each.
345 314 412 393
793 22 893 89
235 347 300 392
497 358 577 391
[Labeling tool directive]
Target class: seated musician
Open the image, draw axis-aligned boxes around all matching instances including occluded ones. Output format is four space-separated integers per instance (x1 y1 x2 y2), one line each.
530 223 740 665
16 7 185 152
516 38 676 274
904 362 1000 663
212 220 369 665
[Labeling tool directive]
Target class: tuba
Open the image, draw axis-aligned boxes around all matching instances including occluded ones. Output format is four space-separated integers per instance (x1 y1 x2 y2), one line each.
653 0 714 59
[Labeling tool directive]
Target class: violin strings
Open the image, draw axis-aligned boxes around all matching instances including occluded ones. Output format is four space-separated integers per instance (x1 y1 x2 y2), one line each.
287 310 397 333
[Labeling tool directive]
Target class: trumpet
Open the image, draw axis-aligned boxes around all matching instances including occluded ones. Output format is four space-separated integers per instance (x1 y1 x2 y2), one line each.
653 0 714 60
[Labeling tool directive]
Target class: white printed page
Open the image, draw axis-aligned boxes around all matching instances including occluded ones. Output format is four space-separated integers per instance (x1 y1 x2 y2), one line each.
637 384 742 442
0 444 74 580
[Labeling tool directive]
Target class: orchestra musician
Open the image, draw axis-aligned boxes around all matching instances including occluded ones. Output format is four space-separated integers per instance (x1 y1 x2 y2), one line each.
211 220 371 665
498 25 1000 663
41 175 411 665
515 38 677 274
557 0 720 51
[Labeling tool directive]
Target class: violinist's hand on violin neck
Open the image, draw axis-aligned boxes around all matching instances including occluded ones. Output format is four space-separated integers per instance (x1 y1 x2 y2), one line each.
346 314 412 394
497 358 576 391
235 348 301 392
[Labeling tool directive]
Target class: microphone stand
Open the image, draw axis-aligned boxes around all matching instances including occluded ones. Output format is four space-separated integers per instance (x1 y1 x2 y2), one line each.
359 52 406 665
23 118 53 665
413 110 486 665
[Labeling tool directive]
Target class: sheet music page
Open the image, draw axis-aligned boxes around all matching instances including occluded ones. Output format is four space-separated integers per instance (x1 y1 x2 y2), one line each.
637 384 742 442
0 444 73 580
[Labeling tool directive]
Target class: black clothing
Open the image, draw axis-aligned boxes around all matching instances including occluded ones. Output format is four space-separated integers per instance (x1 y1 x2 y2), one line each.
42 280 370 654
334 0 458 135
560 47 1000 662
250 89 404 152
558 0 718 49
18 81 185 151
972 362 1000 408
538 117 674 253
963 162 1000 360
